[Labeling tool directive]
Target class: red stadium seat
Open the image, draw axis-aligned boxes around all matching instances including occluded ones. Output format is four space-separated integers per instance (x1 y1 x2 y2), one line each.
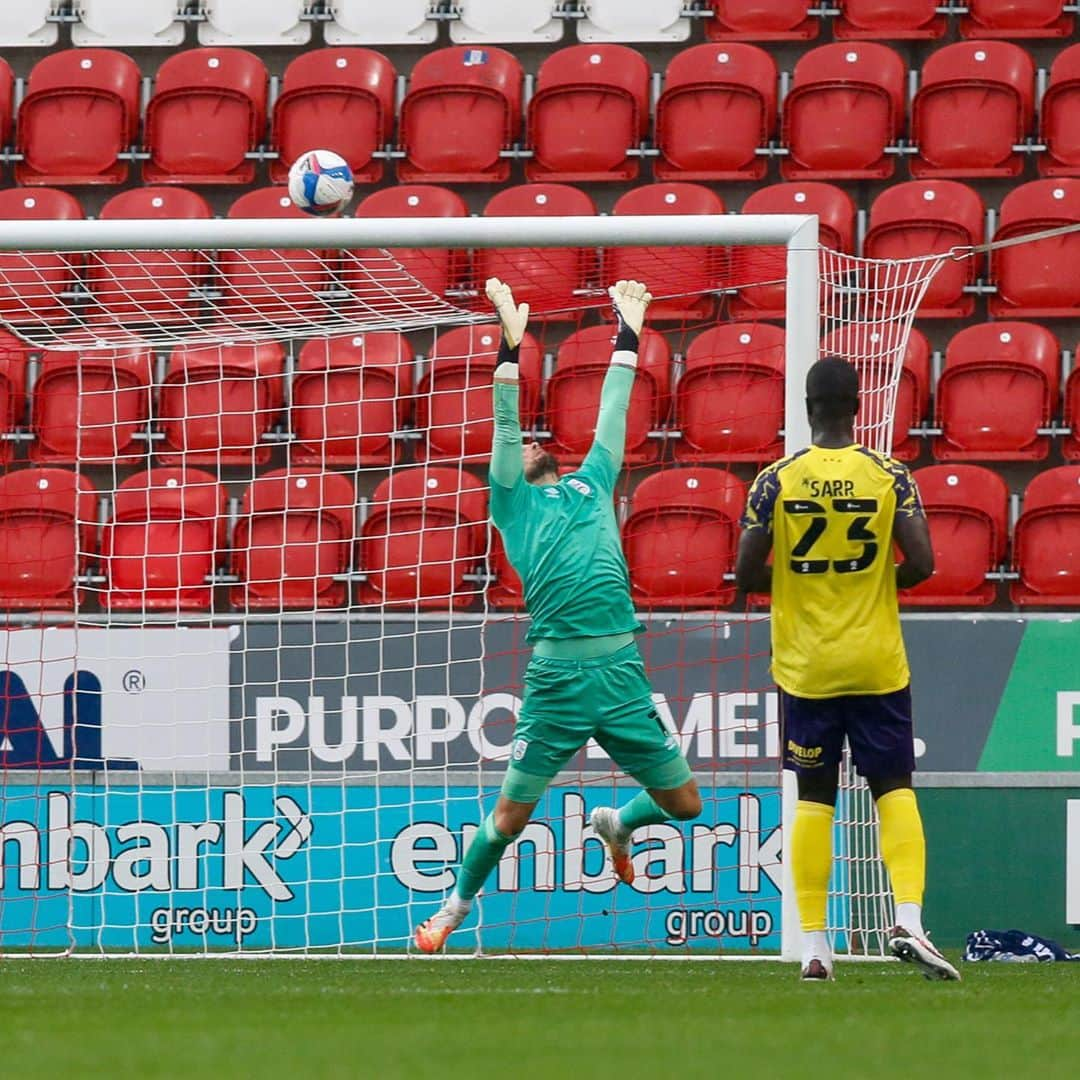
960 0 1073 38
86 187 213 326
990 179 1080 318
0 189 84 326
705 1 819 40
609 183 726 321
624 467 746 608
934 322 1059 461
157 341 285 465
863 181 985 318
270 48 395 185
834 0 946 39
1063 348 1080 462
674 322 785 463
144 48 268 185
731 182 857 318
1011 467 1080 605
487 529 525 611
231 470 356 611
417 324 542 463
654 43 777 181
1040 45 1080 178
220 188 332 322
103 468 227 611
476 184 597 319
357 467 487 610
780 43 906 180
399 46 522 183
911 42 1034 179
291 332 414 467
353 185 470 301
822 325 931 462
16 49 140 185
31 346 152 465
0 58 13 156
526 44 650 182
901 465 1008 607
0 468 97 611
546 325 670 466
0 331 27 465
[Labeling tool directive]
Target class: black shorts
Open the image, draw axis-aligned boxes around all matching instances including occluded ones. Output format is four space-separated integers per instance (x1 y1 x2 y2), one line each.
780 686 915 779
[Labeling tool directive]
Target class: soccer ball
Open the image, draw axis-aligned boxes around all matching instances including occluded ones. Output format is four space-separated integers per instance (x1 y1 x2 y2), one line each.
287 149 355 217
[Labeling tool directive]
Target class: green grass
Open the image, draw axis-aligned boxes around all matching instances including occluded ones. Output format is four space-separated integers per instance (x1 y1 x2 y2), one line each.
1 958 1078 1079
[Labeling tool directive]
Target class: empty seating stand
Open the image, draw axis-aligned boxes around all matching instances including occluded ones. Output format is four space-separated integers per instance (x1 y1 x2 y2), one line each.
399 47 523 184
0 331 27 465
526 44 650 182
833 0 946 39
103 468 227 611
959 0 1074 38
357 467 487 610
990 179 1080 318
780 43 907 180
911 41 1034 178
934 322 1060 461
608 183 726 321
476 184 598 319
144 48 268 185
324 0 437 45
73 1 186 47
654 44 778 182
0 188 84 326
416 325 543 463
1040 43 1080 177
674 322 786 463
0 1 59 47
17 49 141 185
0 468 97 611
623 467 747 608
863 180 986 317
901 465 1008 607
450 1 563 44
198 0 312 46
577 1 690 43
271 49 396 186
156 340 286 465
30 346 153 465
1011 467 1080 606
705 1 819 41
87 187 213 326
291 333 415 467
546 325 670 466
231 470 356 610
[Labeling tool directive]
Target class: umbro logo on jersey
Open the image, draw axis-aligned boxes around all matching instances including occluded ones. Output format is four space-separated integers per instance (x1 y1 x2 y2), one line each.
543 487 560 498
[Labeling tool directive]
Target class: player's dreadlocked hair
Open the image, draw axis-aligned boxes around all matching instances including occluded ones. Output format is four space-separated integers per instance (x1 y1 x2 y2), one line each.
805 356 859 425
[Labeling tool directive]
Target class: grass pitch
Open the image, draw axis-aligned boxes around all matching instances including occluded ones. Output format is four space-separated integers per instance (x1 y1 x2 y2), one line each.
1 957 1077 1079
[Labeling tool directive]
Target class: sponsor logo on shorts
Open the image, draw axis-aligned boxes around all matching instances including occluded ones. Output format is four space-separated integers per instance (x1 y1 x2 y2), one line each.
512 738 528 762
786 739 824 768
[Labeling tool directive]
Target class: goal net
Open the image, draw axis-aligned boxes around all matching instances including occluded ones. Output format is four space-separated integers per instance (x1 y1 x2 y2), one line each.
0 214 947 956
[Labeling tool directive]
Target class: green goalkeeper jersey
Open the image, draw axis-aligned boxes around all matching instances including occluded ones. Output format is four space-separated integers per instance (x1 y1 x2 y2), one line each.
489 362 643 644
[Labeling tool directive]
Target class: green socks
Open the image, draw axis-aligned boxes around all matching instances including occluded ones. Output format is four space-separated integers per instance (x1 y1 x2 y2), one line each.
617 791 670 834
454 813 514 902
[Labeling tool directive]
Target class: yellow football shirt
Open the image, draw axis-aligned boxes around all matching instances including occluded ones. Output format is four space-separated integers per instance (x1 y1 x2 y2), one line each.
741 444 923 699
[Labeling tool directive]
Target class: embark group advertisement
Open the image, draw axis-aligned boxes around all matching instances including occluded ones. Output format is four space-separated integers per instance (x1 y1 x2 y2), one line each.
0 783 783 953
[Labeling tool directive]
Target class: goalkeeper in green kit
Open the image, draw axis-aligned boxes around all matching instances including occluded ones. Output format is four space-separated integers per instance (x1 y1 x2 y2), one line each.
414 278 701 952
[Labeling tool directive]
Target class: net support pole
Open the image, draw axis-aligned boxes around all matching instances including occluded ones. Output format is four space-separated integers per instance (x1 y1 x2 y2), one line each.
780 215 820 963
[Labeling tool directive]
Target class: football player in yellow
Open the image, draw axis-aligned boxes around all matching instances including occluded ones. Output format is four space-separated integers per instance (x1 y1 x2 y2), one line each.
736 356 959 982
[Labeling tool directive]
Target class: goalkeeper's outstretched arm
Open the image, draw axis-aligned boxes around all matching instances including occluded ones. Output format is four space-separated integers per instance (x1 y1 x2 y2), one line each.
485 277 530 489
589 279 652 481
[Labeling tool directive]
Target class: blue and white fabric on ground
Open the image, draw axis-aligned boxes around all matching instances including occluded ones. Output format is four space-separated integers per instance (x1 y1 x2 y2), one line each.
964 929 1080 963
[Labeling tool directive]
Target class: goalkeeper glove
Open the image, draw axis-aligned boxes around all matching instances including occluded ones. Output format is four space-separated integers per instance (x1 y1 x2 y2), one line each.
609 279 652 353
485 277 529 371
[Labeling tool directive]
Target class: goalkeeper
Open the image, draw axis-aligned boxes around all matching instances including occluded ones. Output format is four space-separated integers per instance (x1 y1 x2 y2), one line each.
414 278 701 953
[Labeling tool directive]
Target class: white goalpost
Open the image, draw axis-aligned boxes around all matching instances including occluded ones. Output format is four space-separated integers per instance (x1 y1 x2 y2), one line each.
0 212 949 957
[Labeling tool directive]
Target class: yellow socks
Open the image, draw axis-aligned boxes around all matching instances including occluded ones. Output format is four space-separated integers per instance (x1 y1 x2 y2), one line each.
792 800 834 933
877 788 926 908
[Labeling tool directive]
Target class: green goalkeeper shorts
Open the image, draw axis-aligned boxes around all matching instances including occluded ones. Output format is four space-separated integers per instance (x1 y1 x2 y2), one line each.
502 642 692 803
